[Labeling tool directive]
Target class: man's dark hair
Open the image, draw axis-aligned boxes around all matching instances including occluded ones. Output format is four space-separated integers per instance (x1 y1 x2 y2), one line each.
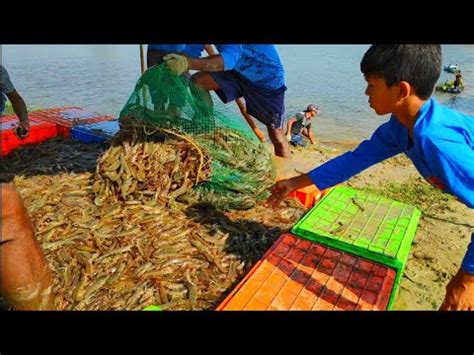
360 45 442 99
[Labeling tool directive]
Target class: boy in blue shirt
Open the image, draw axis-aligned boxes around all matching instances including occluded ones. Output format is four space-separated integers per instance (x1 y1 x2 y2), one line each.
266 45 474 310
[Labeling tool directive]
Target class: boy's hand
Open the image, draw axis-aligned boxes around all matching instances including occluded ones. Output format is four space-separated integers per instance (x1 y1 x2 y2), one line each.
266 174 315 209
440 269 474 310
265 179 295 208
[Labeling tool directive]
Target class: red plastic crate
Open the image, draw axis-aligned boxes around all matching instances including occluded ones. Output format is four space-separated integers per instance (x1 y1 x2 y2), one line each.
1 115 58 156
217 233 396 311
30 107 114 138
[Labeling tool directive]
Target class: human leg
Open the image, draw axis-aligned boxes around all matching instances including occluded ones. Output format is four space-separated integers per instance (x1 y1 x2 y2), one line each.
0 184 54 310
268 128 291 158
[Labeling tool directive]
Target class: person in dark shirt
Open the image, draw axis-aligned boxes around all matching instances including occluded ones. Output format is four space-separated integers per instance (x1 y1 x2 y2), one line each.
285 104 319 147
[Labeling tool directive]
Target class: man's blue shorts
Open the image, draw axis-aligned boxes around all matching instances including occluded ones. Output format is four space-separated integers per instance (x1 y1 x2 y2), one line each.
210 70 286 129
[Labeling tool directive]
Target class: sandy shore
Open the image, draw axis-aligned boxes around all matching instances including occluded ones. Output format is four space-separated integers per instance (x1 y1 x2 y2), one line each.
287 140 474 310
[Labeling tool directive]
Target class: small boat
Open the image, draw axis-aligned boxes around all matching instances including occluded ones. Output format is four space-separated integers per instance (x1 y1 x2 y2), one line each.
444 64 460 73
435 80 464 94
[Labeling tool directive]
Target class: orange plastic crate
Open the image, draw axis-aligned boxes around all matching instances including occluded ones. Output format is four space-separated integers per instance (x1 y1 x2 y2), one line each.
288 185 321 208
272 156 333 208
287 185 333 208
276 175 333 208
1 115 58 156
217 233 396 311
30 107 114 138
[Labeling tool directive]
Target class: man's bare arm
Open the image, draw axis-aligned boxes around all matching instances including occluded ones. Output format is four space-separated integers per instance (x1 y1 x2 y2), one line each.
187 55 225 72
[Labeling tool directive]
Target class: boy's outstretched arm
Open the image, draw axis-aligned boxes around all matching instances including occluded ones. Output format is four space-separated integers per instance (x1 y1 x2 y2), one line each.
307 121 401 191
266 120 402 207
266 174 313 208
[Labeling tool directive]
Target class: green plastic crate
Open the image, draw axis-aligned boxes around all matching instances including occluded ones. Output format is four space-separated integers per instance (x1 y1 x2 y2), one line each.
291 185 421 308
143 305 162 311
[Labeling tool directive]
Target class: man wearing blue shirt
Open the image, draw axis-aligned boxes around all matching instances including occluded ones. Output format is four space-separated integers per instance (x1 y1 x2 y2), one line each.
267 45 474 310
164 45 291 158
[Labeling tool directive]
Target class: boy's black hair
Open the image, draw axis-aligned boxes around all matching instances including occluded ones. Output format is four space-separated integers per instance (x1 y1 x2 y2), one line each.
360 45 442 100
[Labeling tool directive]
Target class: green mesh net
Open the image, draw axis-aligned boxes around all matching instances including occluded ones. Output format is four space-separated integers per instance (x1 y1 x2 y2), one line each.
117 64 275 210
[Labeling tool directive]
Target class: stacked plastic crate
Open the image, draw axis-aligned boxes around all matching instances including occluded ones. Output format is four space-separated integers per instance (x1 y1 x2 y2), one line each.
218 233 396 310
70 120 120 143
290 186 420 308
1 115 58 157
219 186 420 310
30 107 114 139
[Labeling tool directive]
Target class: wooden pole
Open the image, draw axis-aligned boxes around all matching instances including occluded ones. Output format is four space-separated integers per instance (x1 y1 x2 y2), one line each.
140 44 145 74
